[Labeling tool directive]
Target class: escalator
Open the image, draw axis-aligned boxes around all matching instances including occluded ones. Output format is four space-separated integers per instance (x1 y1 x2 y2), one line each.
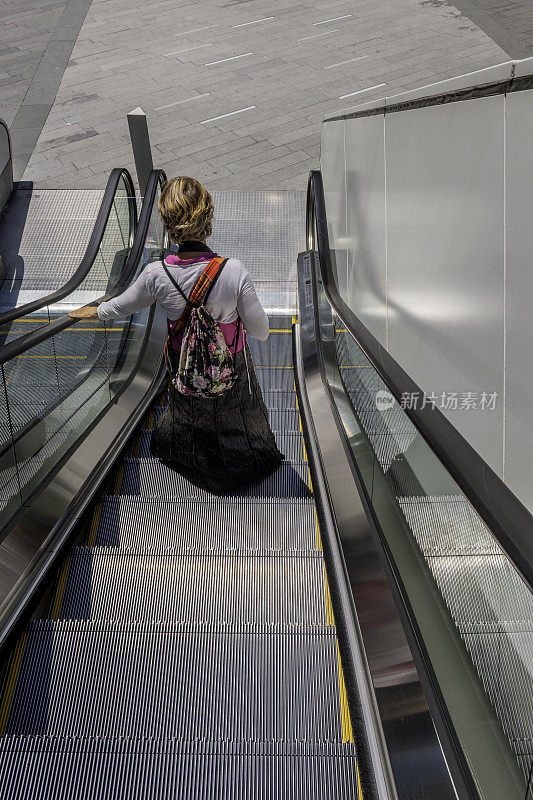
0 167 531 800
0 314 362 798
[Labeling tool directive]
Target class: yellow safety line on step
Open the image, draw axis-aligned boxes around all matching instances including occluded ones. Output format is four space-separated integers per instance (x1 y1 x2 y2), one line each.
13 354 86 360
146 410 155 431
131 435 141 458
269 329 291 333
314 508 322 551
50 556 71 620
324 566 335 626
0 327 118 333
87 504 102 547
0 632 26 734
356 765 364 800
337 642 355 743
114 464 125 495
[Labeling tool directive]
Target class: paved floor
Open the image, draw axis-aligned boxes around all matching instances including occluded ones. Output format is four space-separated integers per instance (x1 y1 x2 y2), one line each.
0 0 92 179
450 0 533 59
2 0 531 190
0 0 70 128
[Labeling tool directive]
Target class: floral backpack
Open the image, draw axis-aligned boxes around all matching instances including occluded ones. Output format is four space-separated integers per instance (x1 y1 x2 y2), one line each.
162 256 239 398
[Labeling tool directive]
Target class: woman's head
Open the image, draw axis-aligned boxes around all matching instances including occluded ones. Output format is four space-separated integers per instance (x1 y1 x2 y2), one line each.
158 176 214 244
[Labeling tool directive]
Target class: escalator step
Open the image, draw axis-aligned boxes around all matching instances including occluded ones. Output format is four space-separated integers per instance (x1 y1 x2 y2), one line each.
357 409 416 436
119 458 311 499
135 429 305 461
93 496 316 550
259 390 298 409
398 495 501 557
425 550 533 634
340 366 385 395
5 622 343 741
58 549 327 624
247 334 293 366
267 315 293 329
364 431 416 469
335 331 371 369
0 739 358 800
267 409 301 430
151 404 301 430
255 367 294 391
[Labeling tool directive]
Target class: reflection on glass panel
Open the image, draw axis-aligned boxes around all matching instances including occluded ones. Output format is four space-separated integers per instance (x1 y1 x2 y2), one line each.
144 184 166 265
1 179 136 348
0 183 163 526
331 314 533 792
63 179 135 311
0 299 147 516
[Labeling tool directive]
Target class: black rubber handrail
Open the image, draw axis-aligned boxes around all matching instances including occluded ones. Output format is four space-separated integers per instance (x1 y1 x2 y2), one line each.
307 168 533 593
0 168 167 368
0 167 138 327
0 118 12 171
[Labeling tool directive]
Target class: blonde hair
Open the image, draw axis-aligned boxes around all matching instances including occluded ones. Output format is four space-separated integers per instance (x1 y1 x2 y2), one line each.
158 176 214 244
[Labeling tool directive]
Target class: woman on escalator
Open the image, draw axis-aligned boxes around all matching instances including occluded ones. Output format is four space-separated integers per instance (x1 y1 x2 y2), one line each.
70 176 283 493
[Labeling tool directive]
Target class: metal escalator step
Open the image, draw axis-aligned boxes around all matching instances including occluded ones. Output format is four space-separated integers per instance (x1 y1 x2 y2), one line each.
340 366 385 395
335 331 371 369
150 405 301 430
260 390 298 409
5 622 343 741
119 458 311 498
426 553 533 634
58 549 327 624
0 189 104 287
364 432 417 469
465 631 533 753
93 496 316 550
267 314 293 329
248 334 293 366
267 409 301 430
357 409 416 437
398 495 501 556
0 739 359 800
135 429 305 461
255 367 294 391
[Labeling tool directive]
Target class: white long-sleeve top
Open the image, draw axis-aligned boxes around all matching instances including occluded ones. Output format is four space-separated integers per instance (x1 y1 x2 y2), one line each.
97 257 269 341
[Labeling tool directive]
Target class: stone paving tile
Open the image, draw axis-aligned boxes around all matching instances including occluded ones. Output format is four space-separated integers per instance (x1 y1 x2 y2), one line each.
0 0 70 126
9 0 531 190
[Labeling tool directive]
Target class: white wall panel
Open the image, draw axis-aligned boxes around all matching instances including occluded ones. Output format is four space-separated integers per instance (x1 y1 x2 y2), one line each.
385 96 505 475
504 89 533 509
344 113 387 345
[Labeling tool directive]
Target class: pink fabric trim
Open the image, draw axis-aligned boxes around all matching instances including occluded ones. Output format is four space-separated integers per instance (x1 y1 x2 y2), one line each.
164 253 213 266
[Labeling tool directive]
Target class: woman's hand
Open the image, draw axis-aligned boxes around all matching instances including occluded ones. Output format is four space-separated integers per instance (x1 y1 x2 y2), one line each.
69 305 99 319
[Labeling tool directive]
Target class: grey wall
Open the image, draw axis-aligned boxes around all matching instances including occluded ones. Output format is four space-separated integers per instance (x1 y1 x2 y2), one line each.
321 57 533 513
0 120 13 215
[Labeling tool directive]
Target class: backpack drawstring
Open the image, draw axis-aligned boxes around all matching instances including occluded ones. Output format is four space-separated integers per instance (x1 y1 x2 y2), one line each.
233 318 252 395
243 332 252 395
